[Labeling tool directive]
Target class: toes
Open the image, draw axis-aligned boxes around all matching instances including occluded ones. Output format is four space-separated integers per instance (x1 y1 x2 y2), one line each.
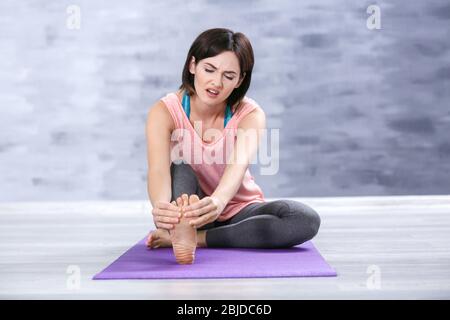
176 197 183 207
146 233 153 246
189 194 200 204
151 231 160 240
182 194 189 207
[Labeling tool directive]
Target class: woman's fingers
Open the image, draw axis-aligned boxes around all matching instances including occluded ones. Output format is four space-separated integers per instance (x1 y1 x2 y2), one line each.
183 197 212 213
154 195 212 222
153 201 181 218
185 203 217 218
154 202 181 218
153 208 180 219
156 222 174 230
190 212 213 228
154 215 179 224
157 201 180 212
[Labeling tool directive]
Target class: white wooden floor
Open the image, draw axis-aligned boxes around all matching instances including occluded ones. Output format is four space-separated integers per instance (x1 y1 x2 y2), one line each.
1 195 449 299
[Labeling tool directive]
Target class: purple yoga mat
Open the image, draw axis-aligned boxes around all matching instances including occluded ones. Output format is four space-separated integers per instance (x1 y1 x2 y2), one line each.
93 236 337 280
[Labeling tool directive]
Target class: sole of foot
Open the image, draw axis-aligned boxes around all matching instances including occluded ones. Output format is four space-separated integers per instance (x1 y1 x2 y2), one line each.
170 194 199 264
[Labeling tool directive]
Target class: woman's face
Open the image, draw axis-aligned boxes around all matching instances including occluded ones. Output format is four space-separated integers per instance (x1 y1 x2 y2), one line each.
189 51 245 106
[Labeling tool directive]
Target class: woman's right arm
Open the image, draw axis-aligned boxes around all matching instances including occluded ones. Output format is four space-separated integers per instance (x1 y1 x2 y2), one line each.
145 100 180 229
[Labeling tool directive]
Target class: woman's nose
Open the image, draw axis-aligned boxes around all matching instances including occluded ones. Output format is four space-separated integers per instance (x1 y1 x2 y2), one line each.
212 74 223 87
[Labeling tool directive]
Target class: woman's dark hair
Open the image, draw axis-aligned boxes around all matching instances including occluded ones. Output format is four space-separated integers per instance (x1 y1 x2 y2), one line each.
179 28 254 110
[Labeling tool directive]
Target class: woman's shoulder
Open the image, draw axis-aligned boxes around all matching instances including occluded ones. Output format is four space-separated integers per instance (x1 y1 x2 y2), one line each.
235 95 264 117
241 95 262 108
158 89 182 104
147 95 177 132
174 89 184 100
236 98 266 130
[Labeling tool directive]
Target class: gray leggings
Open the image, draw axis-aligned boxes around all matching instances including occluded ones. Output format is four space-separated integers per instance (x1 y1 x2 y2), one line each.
170 162 321 249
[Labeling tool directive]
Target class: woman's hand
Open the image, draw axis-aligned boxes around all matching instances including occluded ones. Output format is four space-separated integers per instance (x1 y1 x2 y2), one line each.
182 195 227 228
152 200 181 230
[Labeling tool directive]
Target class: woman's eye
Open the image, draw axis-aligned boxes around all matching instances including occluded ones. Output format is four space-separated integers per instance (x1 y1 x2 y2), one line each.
205 69 234 80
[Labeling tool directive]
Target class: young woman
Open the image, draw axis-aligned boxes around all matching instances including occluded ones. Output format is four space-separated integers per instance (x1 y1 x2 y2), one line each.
145 28 321 264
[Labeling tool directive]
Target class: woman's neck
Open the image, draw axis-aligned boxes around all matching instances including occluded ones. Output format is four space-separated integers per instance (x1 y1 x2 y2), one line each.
190 93 226 123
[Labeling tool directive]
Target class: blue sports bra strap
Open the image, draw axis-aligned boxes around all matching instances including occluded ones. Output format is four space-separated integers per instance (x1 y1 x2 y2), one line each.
224 103 233 127
182 90 191 118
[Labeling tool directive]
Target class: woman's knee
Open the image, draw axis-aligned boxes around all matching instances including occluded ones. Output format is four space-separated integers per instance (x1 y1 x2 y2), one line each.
306 208 321 240
170 161 199 200
170 162 198 185
283 200 321 242
171 161 195 176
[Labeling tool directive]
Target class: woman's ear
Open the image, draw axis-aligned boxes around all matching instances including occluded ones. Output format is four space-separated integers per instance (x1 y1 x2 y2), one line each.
189 56 196 75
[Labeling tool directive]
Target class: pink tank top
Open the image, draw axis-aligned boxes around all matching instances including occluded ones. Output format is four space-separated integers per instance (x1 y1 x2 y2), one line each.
160 92 266 222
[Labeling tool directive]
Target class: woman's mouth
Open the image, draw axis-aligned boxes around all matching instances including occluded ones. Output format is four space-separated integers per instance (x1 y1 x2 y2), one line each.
206 88 220 98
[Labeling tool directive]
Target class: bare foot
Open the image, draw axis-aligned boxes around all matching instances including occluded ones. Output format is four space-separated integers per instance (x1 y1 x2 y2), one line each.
170 194 200 264
146 201 177 249
146 228 172 249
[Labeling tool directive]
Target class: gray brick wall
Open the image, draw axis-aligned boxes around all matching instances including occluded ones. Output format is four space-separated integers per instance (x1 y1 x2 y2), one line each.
1 0 449 201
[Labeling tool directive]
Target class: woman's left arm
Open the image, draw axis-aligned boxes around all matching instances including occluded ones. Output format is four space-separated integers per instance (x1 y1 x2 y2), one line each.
183 107 267 228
